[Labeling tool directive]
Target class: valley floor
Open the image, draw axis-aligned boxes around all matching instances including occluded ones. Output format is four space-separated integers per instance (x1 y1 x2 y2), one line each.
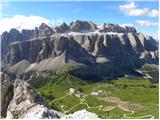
29 74 159 119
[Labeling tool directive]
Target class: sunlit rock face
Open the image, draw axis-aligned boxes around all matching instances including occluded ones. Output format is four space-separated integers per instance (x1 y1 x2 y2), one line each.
70 20 97 32
6 79 64 119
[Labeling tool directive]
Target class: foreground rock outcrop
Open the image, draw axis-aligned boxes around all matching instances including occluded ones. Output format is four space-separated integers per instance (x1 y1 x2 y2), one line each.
1 73 14 117
5 79 63 119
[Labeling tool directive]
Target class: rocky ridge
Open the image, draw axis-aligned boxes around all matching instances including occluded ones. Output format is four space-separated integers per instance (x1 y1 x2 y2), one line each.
5 79 63 118
1 20 138 58
54 23 71 33
1 20 159 80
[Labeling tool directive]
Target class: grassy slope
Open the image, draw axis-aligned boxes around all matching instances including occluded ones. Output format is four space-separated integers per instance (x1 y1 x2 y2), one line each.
111 78 159 118
28 73 159 119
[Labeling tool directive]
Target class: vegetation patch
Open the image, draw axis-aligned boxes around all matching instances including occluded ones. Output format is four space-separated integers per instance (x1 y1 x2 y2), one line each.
29 73 159 119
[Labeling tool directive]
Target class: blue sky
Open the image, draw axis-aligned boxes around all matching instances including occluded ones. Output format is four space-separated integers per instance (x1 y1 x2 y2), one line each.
0 0 159 39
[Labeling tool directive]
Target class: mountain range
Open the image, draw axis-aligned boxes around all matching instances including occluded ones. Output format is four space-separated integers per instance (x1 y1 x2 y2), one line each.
1 20 159 81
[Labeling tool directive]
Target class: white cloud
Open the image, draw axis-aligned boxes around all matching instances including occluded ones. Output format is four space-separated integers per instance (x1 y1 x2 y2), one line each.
148 9 159 17
128 8 149 16
136 20 158 27
0 15 50 34
0 14 63 34
119 2 136 11
119 2 159 17
120 23 139 31
120 23 134 27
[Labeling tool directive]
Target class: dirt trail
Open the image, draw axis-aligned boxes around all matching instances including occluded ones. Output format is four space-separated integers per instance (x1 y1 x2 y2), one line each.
99 96 154 119
98 96 143 110
50 92 155 119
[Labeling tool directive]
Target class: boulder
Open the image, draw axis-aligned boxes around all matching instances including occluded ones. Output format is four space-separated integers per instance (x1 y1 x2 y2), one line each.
62 109 99 119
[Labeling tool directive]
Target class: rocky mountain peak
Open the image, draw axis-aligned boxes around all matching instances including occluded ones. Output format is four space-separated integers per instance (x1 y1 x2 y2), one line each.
31 23 55 38
37 23 55 37
1 29 22 57
99 23 107 29
70 20 97 32
39 23 50 30
9 28 20 35
1 31 9 40
97 23 137 33
54 22 71 33
123 26 137 33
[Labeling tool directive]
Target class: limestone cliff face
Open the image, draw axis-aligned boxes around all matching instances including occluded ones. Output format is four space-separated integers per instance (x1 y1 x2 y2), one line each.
4 35 95 65
4 33 158 66
1 23 54 58
1 21 159 80
0 29 37 57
